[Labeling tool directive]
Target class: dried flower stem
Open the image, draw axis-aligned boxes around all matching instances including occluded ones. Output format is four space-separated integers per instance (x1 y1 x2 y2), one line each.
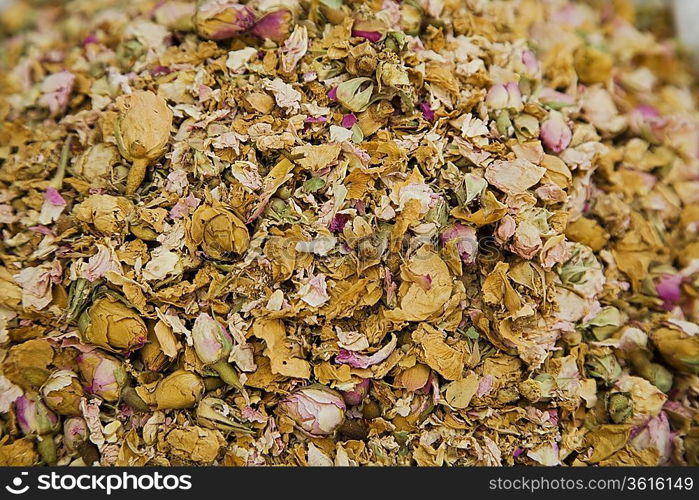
49 135 73 190
125 158 149 195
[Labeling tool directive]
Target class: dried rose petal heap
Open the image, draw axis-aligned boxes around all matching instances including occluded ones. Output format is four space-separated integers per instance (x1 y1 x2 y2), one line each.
0 0 698 467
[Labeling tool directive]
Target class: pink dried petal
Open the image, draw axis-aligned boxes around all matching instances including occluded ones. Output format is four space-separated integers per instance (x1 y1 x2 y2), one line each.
335 335 396 369
351 30 383 42
418 101 434 121
341 113 358 128
656 274 683 310
40 71 75 116
251 9 293 42
304 116 327 123
169 193 201 219
329 213 350 233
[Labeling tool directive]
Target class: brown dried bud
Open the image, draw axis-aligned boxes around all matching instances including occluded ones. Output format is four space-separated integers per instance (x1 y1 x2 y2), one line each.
115 90 173 194
79 296 147 353
41 370 84 416
154 370 205 409
187 202 250 260
347 42 377 76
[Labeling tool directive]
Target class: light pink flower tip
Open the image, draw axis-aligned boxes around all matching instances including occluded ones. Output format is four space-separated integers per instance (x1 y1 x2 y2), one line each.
341 379 370 406
486 84 508 109
440 223 478 265
45 187 66 206
522 49 539 74
485 82 522 110
540 113 572 153
656 274 683 310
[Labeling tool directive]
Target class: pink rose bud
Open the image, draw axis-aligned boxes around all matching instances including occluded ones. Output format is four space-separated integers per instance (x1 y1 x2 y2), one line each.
486 83 509 109
504 82 523 109
192 313 242 390
77 350 127 402
341 378 370 406
486 83 522 110
15 395 59 436
192 312 232 365
194 0 256 40
63 417 88 453
440 223 478 265
279 385 346 436
341 113 358 128
656 274 684 311
540 111 572 153
251 9 293 42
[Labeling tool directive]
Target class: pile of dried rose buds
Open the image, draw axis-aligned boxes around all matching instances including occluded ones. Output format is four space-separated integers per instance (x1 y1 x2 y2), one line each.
0 0 698 466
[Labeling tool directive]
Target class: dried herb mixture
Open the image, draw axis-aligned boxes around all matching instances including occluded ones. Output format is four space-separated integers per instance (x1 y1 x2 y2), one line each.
0 0 698 466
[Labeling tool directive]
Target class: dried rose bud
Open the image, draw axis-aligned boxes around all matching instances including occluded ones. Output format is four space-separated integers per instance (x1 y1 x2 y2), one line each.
251 8 293 42
188 203 250 260
486 83 522 110
73 143 120 189
192 313 242 390
77 350 127 402
194 0 256 40
79 296 147 353
15 395 59 436
650 325 699 374
440 223 478 265
399 2 423 35
347 42 377 76
40 370 84 416
336 77 374 113
63 417 88 454
585 353 622 386
114 90 173 195
279 385 346 437
318 0 346 25
643 363 673 393
15 395 59 465
197 396 253 433
340 379 370 406
540 111 572 153
154 370 205 409
607 392 633 424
